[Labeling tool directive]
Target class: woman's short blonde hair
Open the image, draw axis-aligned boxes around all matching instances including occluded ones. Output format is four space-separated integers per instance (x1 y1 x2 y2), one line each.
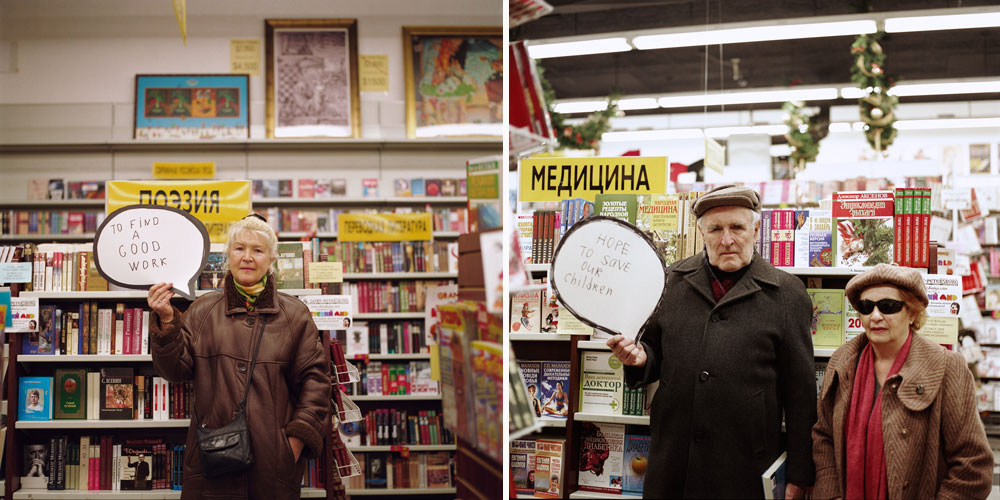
224 216 278 273
898 288 928 331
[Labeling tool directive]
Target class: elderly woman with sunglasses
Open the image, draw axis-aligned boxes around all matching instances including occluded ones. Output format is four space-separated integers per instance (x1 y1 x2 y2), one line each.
812 263 992 500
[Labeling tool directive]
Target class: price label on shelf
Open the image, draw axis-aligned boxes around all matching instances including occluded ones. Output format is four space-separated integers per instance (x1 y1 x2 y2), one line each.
389 445 410 457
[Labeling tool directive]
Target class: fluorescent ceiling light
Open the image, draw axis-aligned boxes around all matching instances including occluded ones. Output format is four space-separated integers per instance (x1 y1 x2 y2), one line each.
552 101 608 114
770 145 792 156
632 20 876 50
885 12 1000 33
890 80 1000 97
658 88 838 108
617 98 661 111
704 125 787 138
840 87 866 99
828 122 853 133
602 129 705 142
894 118 1000 130
527 38 631 59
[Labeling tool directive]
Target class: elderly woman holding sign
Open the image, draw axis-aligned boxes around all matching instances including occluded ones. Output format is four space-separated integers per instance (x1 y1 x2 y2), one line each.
812 263 992 499
146 214 331 500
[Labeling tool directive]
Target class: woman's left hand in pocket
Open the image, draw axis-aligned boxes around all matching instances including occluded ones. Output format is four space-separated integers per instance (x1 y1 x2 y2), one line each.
288 435 304 462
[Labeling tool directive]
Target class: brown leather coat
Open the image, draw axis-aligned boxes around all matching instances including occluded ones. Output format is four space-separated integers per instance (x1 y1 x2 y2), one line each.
813 332 992 500
151 274 332 500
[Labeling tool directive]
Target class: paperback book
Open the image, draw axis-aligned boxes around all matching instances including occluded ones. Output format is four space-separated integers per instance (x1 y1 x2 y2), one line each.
19 376 53 421
578 422 625 494
623 434 650 496
510 439 536 495
534 439 565 499
578 351 624 415
538 361 570 419
832 191 895 269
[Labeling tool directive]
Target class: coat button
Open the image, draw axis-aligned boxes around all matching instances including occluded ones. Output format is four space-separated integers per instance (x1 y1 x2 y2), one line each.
890 383 899 392
699 371 710 382
244 317 254 327
901 428 909 438
238 363 247 372
916 385 925 395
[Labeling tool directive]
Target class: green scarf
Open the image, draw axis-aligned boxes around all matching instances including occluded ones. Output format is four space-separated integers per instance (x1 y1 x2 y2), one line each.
234 274 267 311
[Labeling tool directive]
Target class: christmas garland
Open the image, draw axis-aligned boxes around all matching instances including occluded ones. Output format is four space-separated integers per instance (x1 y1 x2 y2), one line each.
538 64 620 150
850 32 898 152
783 101 824 171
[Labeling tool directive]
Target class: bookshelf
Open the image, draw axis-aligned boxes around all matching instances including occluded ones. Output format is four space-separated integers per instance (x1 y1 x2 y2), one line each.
343 488 457 496
348 395 442 402
351 445 456 452
509 333 573 342
15 420 190 429
343 273 457 280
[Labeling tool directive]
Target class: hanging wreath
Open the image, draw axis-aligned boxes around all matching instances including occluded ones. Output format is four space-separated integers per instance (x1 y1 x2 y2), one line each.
782 101 829 172
538 64 620 150
850 32 898 153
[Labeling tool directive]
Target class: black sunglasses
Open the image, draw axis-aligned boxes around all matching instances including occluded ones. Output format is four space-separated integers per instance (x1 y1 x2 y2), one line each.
856 298 906 315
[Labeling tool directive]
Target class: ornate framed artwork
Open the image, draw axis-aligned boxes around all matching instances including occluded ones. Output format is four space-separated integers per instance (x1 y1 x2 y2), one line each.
265 19 360 138
403 26 502 139
134 74 250 140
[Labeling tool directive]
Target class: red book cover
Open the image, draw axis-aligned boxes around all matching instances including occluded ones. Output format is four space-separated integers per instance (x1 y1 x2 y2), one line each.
921 188 931 267
893 188 904 265
67 212 85 234
904 188 914 267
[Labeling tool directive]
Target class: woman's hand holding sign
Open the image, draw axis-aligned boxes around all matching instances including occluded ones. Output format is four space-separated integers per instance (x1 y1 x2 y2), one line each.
607 335 647 367
147 282 175 323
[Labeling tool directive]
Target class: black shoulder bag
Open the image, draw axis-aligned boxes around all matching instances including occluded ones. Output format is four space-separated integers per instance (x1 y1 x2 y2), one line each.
195 316 266 478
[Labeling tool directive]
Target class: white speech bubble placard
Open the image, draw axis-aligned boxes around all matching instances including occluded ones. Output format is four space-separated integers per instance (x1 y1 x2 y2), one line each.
94 205 210 300
550 216 667 341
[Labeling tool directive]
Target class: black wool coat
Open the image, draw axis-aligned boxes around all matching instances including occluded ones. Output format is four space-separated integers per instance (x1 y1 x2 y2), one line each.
624 253 816 499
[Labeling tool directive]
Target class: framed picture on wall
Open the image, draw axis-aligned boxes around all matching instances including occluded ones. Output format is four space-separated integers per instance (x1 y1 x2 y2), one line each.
403 26 502 139
134 74 250 140
265 18 360 138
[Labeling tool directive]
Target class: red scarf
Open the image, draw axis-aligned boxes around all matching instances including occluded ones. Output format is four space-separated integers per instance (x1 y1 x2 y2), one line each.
844 331 913 500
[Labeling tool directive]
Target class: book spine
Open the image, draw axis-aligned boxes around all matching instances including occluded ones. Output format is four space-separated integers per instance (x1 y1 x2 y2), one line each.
921 188 931 268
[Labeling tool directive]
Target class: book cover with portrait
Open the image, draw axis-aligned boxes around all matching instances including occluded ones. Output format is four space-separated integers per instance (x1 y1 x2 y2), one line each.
19 376 53 421
538 361 570 419
21 440 51 488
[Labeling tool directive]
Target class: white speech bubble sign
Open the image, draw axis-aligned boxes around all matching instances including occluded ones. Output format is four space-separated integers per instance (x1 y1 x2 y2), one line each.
550 216 667 341
93 205 210 300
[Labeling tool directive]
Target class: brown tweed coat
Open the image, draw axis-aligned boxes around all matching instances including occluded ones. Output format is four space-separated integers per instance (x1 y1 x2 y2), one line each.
812 332 993 500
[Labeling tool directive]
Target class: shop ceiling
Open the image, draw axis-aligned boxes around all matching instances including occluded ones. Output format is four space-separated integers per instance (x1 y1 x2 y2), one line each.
513 0 1000 114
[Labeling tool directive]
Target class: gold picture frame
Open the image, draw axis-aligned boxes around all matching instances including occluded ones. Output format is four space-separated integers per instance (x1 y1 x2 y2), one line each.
265 19 360 138
402 26 502 139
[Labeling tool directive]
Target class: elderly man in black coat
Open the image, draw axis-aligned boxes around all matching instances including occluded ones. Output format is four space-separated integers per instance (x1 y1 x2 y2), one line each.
607 184 816 499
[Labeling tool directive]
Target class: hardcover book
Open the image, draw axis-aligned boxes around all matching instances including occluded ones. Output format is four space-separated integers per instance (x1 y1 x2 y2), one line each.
807 288 845 349
425 179 442 197
275 242 304 289
99 367 134 420
511 439 536 495
362 178 379 198
792 210 833 268
426 451 452 488
22 441 51 488
54 368 86 419
623 434 650 496
578 422 625 494
25 304 57 355
762 452 787 500
19 376 53 421
832 191 895 269
411 178 426 196
331 178 347 196
636 193 681 265
539 361 571 419
578 351 624 415
365 452 388 488
539 289 559 333
595 193 638 224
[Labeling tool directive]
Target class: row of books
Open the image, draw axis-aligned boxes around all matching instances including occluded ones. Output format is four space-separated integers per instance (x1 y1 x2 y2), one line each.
358 360 439 396
27 179 106 200
340 321 429 355
438 301 503 462
252 206 468 234
393 178 468 198
24 436 182 491
2 210 104 236
320 240 458 274
338 409 454 447
675 176 943 208
301 455 328 490
339 451 453 490
510 438 566 499
976 381 1000 412
30 303 149 356
349 281 449 314
510 284 557 334
18 371 193 421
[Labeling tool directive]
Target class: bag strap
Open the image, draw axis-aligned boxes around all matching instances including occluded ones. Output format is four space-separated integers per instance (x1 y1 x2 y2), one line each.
238 315 268 410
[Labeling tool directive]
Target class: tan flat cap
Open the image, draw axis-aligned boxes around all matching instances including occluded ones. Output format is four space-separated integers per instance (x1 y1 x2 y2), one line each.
692 184 761 217
845 263 928 309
